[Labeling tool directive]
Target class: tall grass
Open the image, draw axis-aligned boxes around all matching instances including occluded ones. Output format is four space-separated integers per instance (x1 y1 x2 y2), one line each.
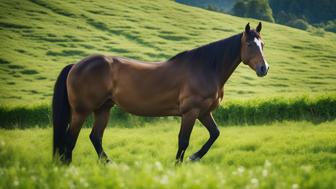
0 121 336 189
215 94 336 125
0 94 335 129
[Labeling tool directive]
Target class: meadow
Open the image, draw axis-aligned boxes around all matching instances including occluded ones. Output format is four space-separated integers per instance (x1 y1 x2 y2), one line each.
0 0 336 105
1 121 336 189
0 0 336 189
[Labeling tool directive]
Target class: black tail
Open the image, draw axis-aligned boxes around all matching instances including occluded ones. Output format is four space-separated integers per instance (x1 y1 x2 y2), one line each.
52 64 74 159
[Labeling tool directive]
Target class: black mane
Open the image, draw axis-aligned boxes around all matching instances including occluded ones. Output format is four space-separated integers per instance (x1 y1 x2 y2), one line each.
168 33 243 70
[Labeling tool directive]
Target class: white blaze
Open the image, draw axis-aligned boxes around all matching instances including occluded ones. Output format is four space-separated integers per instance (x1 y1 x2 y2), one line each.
254 37 263 52
254 37 269 70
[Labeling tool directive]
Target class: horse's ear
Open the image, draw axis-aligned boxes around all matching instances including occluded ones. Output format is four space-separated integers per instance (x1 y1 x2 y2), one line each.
256 22 262 33
245 23 250 33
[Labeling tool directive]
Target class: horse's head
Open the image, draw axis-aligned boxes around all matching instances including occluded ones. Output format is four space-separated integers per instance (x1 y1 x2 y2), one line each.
241 22 269 77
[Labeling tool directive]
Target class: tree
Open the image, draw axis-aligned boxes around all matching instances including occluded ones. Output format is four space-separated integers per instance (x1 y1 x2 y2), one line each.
232 0 274 22
232 1 247 17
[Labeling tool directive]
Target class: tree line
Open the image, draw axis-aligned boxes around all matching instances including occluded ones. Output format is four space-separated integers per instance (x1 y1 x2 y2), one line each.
176 0 336 33
232 0 336 32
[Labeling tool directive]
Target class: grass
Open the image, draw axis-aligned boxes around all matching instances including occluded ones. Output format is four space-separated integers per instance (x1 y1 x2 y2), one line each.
0 121 335 189
1 94 335 128
0 0 336 105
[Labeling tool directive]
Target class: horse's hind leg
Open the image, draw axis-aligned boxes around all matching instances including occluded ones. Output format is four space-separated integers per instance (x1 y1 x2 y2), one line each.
189 113 220 161
90 100 113 163
64 111 87 164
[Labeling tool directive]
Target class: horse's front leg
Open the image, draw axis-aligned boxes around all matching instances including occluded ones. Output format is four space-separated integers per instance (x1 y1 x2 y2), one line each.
175 109 200 165
189 113 220 161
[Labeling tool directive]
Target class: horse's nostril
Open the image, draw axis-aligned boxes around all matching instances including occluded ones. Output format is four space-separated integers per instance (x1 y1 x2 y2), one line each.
261 66 266 73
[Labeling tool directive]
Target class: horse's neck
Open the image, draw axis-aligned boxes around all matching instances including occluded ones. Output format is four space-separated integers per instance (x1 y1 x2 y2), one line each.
216 37 242 88
217 56 241 88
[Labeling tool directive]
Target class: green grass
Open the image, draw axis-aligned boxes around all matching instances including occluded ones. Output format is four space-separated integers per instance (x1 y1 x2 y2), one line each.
1 121 335 189
1 0 336 105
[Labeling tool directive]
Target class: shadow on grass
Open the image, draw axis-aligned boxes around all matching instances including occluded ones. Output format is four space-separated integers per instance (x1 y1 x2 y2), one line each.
20 69 39 75
46 50 87 57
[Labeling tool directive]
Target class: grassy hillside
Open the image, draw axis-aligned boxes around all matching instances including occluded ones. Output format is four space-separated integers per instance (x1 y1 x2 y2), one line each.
1 121 336 189
0 0 336 105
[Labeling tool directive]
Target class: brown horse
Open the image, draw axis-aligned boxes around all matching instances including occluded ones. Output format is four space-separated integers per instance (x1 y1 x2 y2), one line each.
52 23 269 164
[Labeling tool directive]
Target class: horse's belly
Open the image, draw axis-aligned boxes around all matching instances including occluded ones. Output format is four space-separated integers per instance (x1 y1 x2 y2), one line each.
112 88 180 116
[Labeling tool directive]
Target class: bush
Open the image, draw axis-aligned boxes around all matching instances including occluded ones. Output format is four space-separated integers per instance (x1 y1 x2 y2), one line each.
324 20 336 33
1 94 335 128
287 19 310 30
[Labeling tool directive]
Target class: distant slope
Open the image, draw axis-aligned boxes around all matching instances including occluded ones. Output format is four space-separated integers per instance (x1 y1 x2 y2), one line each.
0 0 336 105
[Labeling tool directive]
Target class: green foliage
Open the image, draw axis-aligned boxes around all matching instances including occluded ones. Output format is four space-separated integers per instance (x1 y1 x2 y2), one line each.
215 94 336 125
269 0 336 24
1 94 335 128
323 20 336 33
287 19 310 30
233 0 274 22
269 0 336 32
0 121 336 189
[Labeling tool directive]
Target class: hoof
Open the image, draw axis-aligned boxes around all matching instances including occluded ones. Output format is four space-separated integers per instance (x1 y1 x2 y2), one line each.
188 154 201 162
105 158 113 164
175 160 182 166
98 155 112 164
100 157 112 164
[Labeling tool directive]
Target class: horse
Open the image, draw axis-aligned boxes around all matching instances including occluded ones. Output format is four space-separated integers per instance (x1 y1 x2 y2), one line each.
52 22 269 164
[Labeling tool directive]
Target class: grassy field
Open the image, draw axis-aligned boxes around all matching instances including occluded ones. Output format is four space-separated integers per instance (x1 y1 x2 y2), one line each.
1 0 336 105
0 121 335 189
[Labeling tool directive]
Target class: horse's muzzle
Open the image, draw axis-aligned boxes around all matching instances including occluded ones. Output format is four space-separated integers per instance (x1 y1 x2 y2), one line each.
256 63 269 77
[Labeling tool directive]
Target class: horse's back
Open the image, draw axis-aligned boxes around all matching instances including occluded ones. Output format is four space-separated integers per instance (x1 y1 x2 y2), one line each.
110 57 185 116
66 55 186 116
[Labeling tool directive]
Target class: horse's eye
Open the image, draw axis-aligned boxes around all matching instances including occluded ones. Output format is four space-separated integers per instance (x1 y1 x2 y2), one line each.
247 43 252 47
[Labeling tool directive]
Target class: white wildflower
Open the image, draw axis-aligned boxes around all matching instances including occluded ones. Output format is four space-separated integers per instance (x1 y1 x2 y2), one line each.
119 163 130 171
262 169 268 177
292 183 299 189
66 166 79 177
13 178 19 187
251 178 259 187
238 166 245 175
155 161 163 171
80 178 89 188
160 175 169 185
264 160 272 168
301 165 312 173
